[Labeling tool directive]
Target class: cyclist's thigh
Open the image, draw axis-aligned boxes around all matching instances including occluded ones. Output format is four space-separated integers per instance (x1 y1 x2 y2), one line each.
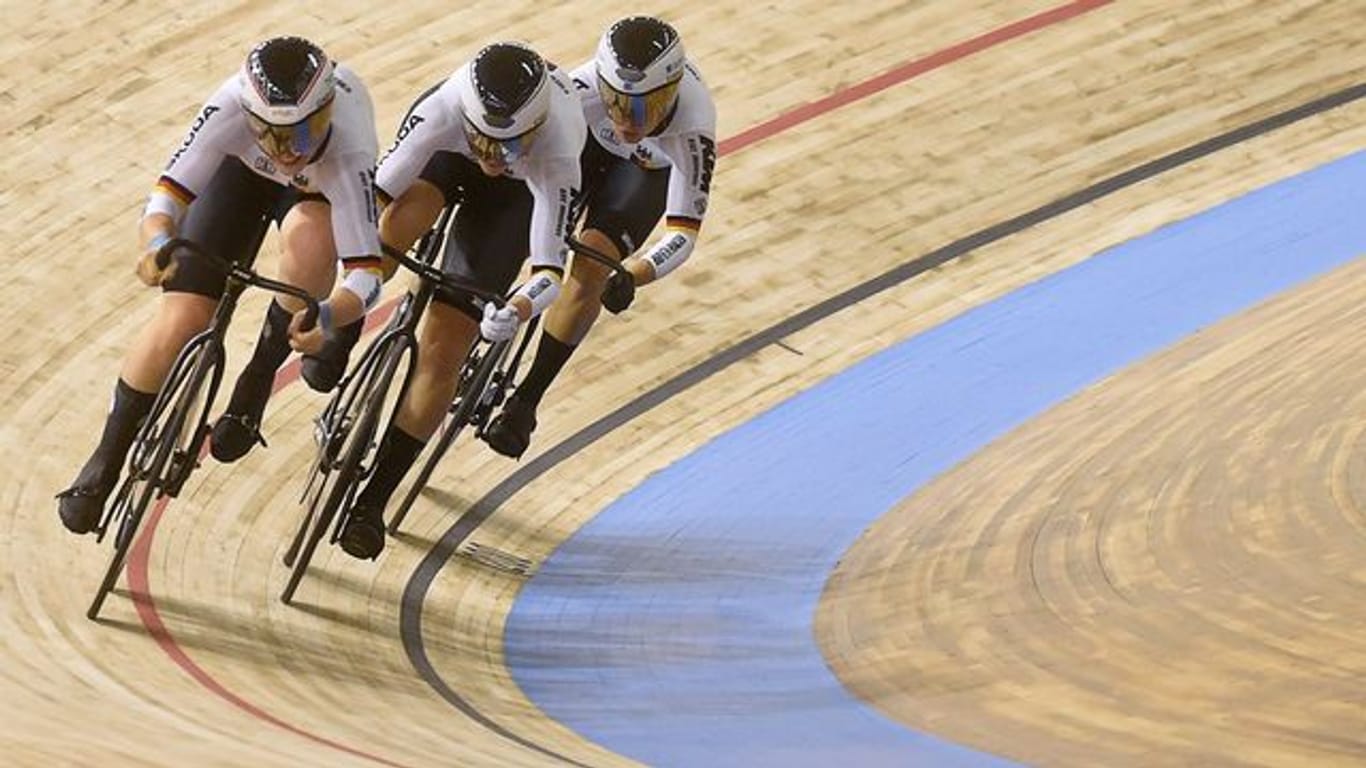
162 157 287 299
573 139 615 229
277 194 338 291
417 150 473 209
581 152 669 257
434 161 534 319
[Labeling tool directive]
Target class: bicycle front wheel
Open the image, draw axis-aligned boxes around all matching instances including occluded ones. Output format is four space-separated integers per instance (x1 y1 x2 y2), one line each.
88 336 221 620
281 332 413 604
388 338 511 534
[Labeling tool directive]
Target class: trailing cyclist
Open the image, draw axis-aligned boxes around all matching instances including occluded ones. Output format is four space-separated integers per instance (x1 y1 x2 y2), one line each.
483 16 718 459
334 41 586 560
56 36 384 534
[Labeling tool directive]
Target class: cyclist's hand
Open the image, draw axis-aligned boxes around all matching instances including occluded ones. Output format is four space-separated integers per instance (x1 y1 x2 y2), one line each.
600 269 636 314
135 245 179 287
288 306 325 355
480 303 520 342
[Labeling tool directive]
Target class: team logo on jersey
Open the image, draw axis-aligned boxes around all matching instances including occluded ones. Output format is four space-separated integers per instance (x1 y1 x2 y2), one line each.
166 104 220 169
554 186 579 239
649 233 688 269
693 135 716 195
359 167 378 224
383 113 425 160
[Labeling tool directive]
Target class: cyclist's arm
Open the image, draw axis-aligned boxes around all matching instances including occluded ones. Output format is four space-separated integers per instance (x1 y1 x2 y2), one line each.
628 129 717 285
315 151 383 330
373 80 459 276
140 89 236 256
514 155 583 320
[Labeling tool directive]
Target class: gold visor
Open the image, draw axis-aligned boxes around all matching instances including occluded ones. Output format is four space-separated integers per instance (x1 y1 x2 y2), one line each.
598 74 680 132
462 116 544 166
246 98 334 162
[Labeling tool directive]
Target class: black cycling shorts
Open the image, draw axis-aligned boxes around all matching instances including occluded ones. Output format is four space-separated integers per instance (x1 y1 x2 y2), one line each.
576 138 670 258
161 157 323 299
417 151 534 320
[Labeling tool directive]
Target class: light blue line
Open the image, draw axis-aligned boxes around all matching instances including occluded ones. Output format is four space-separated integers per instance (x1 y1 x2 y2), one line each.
507 151 1366 767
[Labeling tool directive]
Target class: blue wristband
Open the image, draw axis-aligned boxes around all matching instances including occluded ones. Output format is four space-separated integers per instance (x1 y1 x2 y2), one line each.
146 231 172 254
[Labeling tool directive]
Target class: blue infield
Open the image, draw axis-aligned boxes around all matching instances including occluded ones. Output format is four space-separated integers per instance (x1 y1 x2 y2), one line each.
505 151 1366 766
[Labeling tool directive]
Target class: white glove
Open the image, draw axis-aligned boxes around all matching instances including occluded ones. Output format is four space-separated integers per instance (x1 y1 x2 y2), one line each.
480 302 520 342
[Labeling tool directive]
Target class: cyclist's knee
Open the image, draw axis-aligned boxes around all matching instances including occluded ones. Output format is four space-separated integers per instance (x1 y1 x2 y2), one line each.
419 303 477 369
155 292 216 340
571 229 620 286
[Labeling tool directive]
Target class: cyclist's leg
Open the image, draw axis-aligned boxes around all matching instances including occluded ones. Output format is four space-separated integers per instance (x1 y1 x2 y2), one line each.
279 196 359 393
342 158 531 557
210 180 305 462
59 158 275 532
487 150 668 458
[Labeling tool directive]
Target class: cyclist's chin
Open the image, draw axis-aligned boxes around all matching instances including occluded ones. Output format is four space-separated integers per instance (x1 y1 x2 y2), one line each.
476 157 507 176
614 125 646 144
269 152 307 173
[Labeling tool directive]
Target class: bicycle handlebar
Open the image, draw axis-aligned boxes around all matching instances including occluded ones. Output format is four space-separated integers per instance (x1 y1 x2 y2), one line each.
386 243 507 307
567 236 628 275
156 238 320 331
381 214 629 311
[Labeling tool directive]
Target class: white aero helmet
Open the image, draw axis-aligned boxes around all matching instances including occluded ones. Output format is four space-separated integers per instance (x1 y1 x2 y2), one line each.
455 42 550 166
595 16 686 131
239 36 336 162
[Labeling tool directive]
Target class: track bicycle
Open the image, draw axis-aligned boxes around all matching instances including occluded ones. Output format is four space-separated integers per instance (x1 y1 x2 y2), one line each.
87 239 318 620
280 207 507 603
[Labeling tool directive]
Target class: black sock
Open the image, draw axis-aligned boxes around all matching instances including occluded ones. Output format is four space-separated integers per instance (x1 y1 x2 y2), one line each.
75 378 156 489
357 425 427 509
226 300 292 414
515 332 577 407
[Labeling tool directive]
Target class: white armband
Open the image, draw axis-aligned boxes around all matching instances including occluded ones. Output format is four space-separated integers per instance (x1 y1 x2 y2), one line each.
143 190 185 224
342 265 384 311
513 270 562 318
641 228 696 280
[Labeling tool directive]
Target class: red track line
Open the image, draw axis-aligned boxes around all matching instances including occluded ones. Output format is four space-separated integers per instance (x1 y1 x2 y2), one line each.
719 0 1113 156
125 500 413 768
120 1 1110 763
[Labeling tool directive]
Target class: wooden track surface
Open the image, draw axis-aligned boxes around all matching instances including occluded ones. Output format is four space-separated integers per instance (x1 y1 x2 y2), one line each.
2 0 1363 765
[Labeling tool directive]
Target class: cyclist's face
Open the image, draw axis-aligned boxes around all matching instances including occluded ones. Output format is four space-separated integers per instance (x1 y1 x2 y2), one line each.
599 74 679 144
463 116 542 177
246 99 333 169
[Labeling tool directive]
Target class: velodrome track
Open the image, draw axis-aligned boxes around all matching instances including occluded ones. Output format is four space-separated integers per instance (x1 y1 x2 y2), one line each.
4 1 1365 765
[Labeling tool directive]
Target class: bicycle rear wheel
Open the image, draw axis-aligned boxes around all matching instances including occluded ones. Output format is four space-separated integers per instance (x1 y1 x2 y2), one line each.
388 338 511 534
88 337 221 620
281 333 412 604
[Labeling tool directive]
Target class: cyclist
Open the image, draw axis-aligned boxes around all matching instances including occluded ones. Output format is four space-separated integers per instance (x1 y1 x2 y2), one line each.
334 41 586 560
483 16 718 459
56 36 383 534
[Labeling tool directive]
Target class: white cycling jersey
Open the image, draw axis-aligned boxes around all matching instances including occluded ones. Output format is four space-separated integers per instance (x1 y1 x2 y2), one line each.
570 59 717 228
145 64 381 264
376 64 586 273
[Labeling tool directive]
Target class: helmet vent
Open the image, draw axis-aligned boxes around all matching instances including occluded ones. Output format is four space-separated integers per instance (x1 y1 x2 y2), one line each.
471 44 545 124
249 37 325 106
